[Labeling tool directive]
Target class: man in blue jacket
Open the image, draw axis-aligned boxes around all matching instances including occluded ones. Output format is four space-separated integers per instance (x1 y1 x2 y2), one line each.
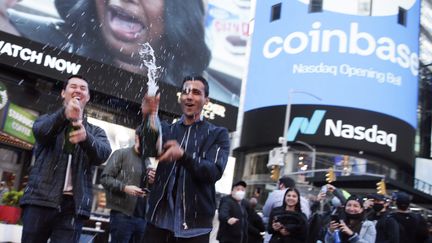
141 75 230 243
20 75 112 243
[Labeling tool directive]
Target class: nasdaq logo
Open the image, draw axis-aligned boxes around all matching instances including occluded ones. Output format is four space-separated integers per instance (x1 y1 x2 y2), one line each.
286 110 326 141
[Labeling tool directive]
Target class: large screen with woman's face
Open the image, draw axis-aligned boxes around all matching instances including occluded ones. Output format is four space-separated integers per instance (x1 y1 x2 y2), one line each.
0 0 250 129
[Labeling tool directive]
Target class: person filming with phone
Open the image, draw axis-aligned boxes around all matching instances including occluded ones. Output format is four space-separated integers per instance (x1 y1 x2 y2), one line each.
100 127 156 243
325 195 376 243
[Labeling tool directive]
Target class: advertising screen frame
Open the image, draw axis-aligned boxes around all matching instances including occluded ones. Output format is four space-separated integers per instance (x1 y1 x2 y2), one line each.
244 0 420 128
0 1 240 130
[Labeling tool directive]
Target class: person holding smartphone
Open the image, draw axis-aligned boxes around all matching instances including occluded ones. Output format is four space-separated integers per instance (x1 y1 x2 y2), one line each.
325 195 376 243
100 128 156 243
268 188 308 243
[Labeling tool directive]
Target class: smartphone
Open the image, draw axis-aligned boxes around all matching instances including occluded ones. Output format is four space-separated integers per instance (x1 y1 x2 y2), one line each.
330 214 340 223
320 185 328 194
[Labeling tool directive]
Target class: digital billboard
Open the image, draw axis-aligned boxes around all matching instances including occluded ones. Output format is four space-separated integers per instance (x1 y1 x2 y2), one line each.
245 0 420 128
0 0 250 130
240 105 415 167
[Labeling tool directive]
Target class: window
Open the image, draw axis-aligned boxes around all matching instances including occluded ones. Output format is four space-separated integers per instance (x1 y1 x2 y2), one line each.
270 3 282 22
398 7 407 26
309 0 323 13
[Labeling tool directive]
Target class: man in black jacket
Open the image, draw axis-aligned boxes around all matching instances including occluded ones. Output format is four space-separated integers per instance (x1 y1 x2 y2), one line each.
20 75 112 243
141 75 230 243
248 197 265 243
217 180 249 243
391 192 429 243
365 193 399 243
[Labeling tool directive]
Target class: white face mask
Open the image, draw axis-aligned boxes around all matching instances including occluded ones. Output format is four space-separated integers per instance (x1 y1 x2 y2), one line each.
233 190 246 201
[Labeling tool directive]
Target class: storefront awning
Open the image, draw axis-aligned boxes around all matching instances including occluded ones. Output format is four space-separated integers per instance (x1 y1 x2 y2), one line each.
0 131 33 150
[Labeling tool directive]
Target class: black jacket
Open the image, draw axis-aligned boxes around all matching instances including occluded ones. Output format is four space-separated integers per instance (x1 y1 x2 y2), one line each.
217 196 249 243
268 207 308 243
145 118 230 229
20 108 111 217
248 208 265 243
370 211 400 243
391 212 429 243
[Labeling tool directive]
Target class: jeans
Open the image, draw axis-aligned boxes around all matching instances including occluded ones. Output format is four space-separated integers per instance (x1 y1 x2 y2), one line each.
109 210 146 243
21 196 84 243
144 223 210 243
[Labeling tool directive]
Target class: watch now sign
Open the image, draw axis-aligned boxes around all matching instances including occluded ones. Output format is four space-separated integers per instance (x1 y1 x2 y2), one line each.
286 105 414 165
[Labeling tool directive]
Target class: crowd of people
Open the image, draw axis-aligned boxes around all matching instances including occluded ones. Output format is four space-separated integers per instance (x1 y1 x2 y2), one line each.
218 177 431 243
12 73 432 243
19 74 231 243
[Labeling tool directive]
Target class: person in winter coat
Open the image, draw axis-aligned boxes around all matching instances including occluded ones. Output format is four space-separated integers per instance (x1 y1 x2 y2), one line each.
268 188 308 243
364 193 399 243
140 75 230 243
325 195 376 243
20 75 111 243
391 191 428 243
248 197 265 243
217 180 249 243
100 128 156 243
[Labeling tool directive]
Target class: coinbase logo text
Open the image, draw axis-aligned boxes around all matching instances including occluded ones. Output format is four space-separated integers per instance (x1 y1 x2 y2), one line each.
262 22 419 76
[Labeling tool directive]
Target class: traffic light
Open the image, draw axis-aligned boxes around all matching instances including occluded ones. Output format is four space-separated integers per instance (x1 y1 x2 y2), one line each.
270 165 280 181
376 179 387 195
325 167 336 183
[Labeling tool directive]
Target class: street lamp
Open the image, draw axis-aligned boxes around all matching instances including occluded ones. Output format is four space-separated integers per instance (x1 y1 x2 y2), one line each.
279 89 322 150
276 89 321 176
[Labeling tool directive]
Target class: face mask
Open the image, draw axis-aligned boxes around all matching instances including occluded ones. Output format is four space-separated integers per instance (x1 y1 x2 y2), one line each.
345 211 364 220
372 204 385 212
233 190 246 201
331 197 342 207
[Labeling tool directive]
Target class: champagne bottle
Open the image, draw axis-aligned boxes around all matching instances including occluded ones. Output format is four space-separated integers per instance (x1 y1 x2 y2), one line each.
141 113 162 159
64 125 76 154
140 112 162 194
334 229 341 243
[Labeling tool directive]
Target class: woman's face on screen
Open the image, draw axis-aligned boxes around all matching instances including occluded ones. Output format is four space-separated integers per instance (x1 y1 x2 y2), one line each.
95 0 165 68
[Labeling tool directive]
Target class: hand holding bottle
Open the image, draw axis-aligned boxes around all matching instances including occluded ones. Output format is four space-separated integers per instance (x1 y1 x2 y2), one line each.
147 167 156 184
65 97 83 122
141 93 160 118
68 120 87 144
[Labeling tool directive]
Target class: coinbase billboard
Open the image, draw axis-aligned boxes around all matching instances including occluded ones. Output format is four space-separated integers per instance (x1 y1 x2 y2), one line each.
242 0 420 165
245 0 420 128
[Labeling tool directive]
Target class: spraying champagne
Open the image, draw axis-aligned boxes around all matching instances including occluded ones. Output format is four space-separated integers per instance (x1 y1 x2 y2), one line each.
139 43 163 192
